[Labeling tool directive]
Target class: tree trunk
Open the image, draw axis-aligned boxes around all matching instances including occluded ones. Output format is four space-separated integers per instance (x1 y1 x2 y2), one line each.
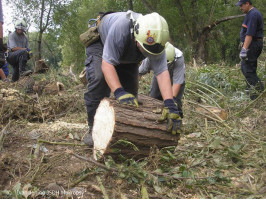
92 94 180 160
194 14 245 62
127 0 133 10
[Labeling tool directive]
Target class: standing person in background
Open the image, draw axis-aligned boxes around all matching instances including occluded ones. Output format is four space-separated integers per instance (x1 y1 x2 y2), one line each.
0 0 8 82
235 0 264 100
6 19 32 82
139 42 186 118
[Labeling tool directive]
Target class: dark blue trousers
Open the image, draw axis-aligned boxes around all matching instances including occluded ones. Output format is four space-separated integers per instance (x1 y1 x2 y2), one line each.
240 40 264 98
84 41 139 126
6 49 28 82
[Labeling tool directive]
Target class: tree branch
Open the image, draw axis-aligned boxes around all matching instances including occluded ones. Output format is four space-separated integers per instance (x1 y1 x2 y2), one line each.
202 14 245 34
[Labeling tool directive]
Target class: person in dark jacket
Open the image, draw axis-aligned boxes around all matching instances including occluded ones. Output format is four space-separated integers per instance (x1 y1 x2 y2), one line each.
235 0 264 100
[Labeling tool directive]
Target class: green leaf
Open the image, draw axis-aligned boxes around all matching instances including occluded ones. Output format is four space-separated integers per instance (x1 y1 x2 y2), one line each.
141 184 149 199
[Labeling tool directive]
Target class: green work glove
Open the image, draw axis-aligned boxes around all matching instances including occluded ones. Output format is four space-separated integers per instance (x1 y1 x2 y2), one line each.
159 99 182 135
114 87 139 107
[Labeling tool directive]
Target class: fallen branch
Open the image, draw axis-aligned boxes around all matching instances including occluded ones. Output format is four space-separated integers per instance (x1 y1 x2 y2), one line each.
38 139 87 146
67 150 118 172
186 100 231 129
187 81 223 98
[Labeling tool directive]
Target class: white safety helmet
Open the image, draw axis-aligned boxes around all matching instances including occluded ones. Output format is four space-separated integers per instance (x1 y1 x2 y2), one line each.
165 42 175 64
15 19 27 31
134 12 169 55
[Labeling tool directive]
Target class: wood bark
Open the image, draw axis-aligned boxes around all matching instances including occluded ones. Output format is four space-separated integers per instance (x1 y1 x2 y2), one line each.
92 94 180 160
34 60 50 73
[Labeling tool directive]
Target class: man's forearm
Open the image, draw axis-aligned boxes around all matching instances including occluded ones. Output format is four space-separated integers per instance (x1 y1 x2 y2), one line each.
243 35 252 49
102 60 122 92
11 47 26 52
172 83 181 97
0 68 6 80
156 70 173 100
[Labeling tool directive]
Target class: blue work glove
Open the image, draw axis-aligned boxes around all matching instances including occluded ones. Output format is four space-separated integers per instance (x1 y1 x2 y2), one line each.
239 47 248 60
114 87 139 107
159 99 182 135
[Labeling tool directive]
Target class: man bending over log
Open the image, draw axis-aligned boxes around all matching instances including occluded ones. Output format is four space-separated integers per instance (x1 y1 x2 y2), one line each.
83 11 182 147
139 42 186 118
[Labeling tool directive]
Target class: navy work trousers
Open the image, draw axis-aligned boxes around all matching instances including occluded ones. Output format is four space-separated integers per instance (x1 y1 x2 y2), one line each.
84 41 139 127
6 49 28 82
240 40 264 95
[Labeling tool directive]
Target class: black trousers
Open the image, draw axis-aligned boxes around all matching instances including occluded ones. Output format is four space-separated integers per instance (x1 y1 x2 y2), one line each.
6 49 28 82
240 40 264 95
84 41 139 127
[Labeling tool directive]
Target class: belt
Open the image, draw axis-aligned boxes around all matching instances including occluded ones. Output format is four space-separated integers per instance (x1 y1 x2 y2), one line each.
254 38 262 41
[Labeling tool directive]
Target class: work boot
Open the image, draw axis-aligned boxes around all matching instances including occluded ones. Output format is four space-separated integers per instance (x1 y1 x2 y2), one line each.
83 128 93 147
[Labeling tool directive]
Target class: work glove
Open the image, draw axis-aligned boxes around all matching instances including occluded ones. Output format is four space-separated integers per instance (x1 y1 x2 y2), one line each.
26 48 33 59
239 47 248 60
114 87 139 107
159 99 182 135
173 97 184 118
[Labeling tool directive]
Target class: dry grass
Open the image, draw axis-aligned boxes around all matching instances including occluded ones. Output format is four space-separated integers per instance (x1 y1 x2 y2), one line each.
0 52 265 198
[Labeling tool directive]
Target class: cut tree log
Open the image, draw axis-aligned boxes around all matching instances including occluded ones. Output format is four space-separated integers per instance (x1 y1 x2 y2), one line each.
34 59 50 73
92 94 180 160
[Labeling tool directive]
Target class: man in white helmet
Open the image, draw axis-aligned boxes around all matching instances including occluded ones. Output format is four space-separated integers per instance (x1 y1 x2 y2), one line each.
83 11 182 146
6 19 32 82
139 42 186 118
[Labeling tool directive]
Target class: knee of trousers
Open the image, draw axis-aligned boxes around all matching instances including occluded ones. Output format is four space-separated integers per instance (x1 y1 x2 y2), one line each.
19 51 29 62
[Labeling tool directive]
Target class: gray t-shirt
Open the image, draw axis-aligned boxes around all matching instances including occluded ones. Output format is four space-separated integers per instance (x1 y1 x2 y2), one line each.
7 31 29 50
98 11 168 76
0 0 3 23
139 48 185 84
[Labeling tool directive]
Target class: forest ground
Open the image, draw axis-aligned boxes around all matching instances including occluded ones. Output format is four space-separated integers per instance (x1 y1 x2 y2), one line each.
0 52 265 199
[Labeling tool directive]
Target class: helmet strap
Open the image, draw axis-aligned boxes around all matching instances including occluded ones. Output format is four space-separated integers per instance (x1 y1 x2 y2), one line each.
126 10 136 40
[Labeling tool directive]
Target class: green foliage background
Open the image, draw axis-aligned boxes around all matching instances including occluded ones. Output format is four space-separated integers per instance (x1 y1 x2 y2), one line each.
5 0 266 72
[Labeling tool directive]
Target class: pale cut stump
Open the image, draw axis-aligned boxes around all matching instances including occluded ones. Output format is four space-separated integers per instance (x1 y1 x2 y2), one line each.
92 94 180 160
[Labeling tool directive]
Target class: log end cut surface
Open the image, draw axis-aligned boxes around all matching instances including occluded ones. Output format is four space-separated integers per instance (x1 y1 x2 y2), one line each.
93 99 115 160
